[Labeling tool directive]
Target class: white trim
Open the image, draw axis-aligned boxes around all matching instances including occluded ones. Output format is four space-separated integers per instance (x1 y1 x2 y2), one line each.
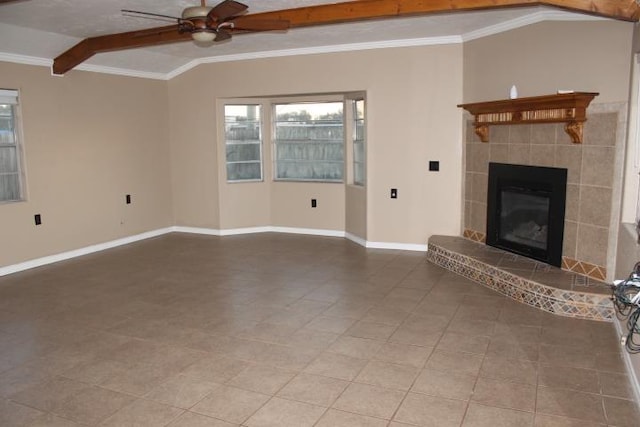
220 226 272 236
366 241 428 252
0 226 431 276
172 226 221 236
461 10 604 42
73 63 167 80
0 227 173 277
0 52 51 68
165 36 461 79
613 317 640 406
345 232 367 248
270 226 345 237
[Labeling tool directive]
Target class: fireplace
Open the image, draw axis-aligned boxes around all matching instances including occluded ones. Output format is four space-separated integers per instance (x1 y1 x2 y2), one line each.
486 162 567 267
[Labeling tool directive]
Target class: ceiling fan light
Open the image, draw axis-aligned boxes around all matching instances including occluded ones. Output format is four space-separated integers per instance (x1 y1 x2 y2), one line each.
192 31 217 43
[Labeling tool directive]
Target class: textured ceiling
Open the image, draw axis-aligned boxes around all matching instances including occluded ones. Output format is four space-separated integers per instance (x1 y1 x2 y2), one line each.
0 0 603 77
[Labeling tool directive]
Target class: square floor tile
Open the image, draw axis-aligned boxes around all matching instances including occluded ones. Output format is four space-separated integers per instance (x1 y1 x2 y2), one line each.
277 373 348 407
191 385 270 424
315 409 388 427
100 399 184 427
304 352 367 381
536 387 605 423
411 368 476 400
144 374 220 409
227 364 296 395
332 383 405 419
472 377 536 412
355 360 419 391
245 397 326 427
462 403 534 426
54 385 136 425
394 392 467 427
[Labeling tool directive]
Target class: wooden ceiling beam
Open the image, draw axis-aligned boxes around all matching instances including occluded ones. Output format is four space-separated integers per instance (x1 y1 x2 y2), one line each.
236 0 640 27
52 0 640 75
52 25 191 75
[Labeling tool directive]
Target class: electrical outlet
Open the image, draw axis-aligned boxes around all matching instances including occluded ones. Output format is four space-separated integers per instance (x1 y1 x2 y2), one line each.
390 188 397 199
126 194 131 204
34 214 41 225
311 199 317 208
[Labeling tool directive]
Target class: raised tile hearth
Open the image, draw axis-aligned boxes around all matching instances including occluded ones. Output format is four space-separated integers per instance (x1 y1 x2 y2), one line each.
426 235 613 321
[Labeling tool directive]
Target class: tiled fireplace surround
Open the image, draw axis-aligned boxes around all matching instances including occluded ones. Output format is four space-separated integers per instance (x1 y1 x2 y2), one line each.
462 103 626 283
425 103 627 321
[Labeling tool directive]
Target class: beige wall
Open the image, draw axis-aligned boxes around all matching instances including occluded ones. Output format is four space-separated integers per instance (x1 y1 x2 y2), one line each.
463 21 633 103
0 62 173 266
168 45 464 244
346 185 366 239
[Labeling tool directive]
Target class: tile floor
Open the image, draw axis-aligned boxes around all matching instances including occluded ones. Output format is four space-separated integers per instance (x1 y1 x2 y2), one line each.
0 232 638 427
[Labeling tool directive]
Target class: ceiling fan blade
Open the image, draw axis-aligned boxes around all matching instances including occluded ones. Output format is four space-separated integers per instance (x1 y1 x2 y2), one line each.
121 9 182 23
208 0 248 21
229 17 290 31
215 28 232 42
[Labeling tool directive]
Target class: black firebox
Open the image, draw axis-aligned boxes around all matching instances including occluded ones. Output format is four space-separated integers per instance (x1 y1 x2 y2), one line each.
486 162 567 267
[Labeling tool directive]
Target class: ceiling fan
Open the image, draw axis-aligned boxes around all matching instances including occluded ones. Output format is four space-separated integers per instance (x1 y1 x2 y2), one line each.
121 0 289 44
0 0 634 75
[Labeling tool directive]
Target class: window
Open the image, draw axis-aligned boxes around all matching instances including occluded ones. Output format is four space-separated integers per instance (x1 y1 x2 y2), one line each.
0 89 24 202
274 102 344 182
224 104 262 181
352 99 365 186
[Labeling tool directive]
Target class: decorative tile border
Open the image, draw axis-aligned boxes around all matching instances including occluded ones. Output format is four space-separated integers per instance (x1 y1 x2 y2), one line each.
427 236 613 321
463 228 607 282
562 256 607 281
463 229 486 243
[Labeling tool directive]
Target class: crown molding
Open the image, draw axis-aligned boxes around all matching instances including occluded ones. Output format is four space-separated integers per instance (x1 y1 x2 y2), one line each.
462 9 604 42
165 35 462 79
0 52 51 67
74 63 167 80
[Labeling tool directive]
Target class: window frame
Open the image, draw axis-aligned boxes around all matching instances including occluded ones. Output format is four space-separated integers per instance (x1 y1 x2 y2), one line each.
223 103 264 183
351 98 366 187
272 100 346 183
0 89 26 203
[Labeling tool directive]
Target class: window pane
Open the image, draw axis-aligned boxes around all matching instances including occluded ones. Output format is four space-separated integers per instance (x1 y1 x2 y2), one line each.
276 141 343 161
0 146 18 173
226 143 261 162
352 99 365 186
274 102 344 182
276 161 343 181
0 173 20 201
0 100 21 201
225 104 262 181
227 162 262 181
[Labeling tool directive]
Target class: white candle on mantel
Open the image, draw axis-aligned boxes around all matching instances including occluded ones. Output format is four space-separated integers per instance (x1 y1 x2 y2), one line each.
509 85 518 99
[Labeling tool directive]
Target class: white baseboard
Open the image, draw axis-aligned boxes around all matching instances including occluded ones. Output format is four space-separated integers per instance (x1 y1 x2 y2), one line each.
345 232 367 247
1 225 427 276
270 226 345 238
613 317 640 406
0 227 173 277
366 241 428 252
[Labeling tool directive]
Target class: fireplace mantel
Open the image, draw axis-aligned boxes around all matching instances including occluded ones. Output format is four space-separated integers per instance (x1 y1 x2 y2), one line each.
458 92 599 144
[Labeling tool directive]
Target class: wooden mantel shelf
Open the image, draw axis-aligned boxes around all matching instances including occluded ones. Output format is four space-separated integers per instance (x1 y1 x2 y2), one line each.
458 92 599 144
